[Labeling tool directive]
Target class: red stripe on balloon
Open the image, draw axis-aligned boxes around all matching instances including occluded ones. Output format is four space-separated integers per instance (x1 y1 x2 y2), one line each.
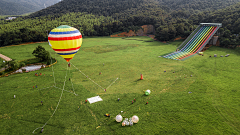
64 58 72 62
53 46 81 51
48 35 82 41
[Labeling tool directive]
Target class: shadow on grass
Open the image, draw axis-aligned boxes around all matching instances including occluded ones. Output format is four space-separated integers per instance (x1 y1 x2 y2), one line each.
144 41 153 42
134 79 142 82
35 105 43 108
146 42 170 46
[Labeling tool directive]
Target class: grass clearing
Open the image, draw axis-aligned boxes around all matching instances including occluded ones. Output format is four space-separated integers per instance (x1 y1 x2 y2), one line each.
0 37 240 134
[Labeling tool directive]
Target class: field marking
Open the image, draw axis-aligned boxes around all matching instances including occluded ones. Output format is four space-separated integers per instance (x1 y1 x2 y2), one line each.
54 86 78 96
51 55 56 86
11 102 15 108
71 62 105 90
32 62 70 133
32 55 119 133
43 87 53 96
71 62 119 92
106 78 119 90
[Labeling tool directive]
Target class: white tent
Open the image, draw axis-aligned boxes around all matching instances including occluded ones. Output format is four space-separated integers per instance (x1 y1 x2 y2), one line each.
87 96 103 104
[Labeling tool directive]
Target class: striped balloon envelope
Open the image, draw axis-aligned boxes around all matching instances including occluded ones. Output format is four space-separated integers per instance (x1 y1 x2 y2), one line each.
48 25 82 62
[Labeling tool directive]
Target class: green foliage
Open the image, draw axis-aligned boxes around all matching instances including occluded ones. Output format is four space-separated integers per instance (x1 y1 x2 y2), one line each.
6 60 19 70
157 0 240 13
32 45 50 61
19 62 25 68
28 0 145 18
0 0 240 47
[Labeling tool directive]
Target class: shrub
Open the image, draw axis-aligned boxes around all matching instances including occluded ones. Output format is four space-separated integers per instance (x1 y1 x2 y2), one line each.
20 62 25 68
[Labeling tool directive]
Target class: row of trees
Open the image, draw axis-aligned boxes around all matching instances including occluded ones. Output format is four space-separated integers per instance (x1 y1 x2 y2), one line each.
188 3 240 47
0 12 160 46
1 0 240 48
158 0 240 14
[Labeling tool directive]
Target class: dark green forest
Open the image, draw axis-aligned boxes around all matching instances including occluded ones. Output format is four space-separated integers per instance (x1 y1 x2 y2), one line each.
0 0 240 48
156 0 240 14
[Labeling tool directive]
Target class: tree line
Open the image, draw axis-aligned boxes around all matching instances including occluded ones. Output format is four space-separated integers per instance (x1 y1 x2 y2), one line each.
0 12 160 46
1 0 240 48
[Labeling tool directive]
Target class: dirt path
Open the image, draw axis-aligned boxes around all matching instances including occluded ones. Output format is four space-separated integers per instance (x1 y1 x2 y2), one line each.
0 54 12 61
0 54 12 72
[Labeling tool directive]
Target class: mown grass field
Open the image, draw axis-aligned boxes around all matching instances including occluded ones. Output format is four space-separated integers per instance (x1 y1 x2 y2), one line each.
0 36 240 134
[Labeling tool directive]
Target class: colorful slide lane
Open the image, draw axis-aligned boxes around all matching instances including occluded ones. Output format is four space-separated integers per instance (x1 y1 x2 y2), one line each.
163 25 218 60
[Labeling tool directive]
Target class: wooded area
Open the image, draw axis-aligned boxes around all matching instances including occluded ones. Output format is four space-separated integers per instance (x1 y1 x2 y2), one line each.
0 0 240 48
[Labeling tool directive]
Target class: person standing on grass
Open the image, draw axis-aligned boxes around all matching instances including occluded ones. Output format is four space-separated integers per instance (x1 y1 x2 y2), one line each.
40 128 44 133
41 101 43 105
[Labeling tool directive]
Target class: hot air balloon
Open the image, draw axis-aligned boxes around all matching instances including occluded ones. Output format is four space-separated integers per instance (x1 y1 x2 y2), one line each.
48 25 82 62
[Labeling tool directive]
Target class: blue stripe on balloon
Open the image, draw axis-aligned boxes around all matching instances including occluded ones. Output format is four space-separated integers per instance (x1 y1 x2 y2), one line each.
50 30 80 35
57 51 78 55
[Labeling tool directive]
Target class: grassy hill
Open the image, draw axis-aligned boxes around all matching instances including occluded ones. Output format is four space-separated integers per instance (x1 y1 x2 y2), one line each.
0 0 60 15
0 37 240 134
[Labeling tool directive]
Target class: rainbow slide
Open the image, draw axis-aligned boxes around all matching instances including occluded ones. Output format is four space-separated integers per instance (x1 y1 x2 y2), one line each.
162 23 222 60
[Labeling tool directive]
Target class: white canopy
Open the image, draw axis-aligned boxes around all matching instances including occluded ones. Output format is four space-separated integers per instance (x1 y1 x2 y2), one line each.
87 96 103 104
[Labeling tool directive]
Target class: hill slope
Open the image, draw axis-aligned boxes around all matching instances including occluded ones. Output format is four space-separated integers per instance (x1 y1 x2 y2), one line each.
28 0 240 18
156 0 240 13
0 0 60 15
189 2 240 33
28 0 147 18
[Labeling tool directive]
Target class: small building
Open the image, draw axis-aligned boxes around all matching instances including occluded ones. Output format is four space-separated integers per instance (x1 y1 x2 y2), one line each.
6 17 17 20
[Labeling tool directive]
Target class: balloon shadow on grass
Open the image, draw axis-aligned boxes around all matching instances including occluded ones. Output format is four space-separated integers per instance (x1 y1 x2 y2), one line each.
107 119 121 126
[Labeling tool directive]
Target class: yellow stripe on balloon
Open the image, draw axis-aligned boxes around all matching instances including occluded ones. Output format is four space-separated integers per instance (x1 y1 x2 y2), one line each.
49 38 82 49
51 27 76 32
60 54 76 59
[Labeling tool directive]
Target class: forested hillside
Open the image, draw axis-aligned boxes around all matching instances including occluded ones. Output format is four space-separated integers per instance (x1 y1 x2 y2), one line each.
188 3 240 48
0 0 240 48
0 0 60 15
156 0 240 13
0 13 127 46
28 0 147 18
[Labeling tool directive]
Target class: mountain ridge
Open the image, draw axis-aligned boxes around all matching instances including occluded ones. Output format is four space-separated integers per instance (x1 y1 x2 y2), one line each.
0 0 60 15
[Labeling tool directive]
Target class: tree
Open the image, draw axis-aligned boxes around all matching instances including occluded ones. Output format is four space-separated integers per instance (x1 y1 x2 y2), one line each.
5 60 19 70
32 45 51 61
168 25 177 40
176 24 185 36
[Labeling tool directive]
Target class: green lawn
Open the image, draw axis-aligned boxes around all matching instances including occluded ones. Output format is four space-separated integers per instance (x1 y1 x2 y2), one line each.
0 36 240 134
